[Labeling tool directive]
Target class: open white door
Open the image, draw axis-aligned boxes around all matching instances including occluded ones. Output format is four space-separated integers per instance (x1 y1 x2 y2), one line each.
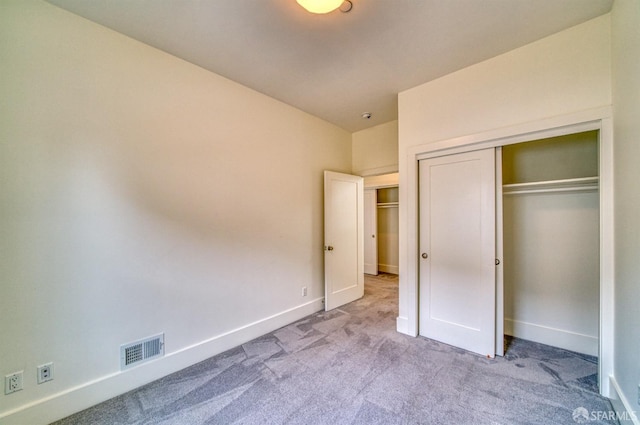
324 171 364 311
418 149 496 357
364 189 378 275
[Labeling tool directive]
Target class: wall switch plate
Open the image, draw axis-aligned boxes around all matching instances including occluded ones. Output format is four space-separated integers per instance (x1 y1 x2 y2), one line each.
37 363 54 384
302 287 308 297
5 371 23 394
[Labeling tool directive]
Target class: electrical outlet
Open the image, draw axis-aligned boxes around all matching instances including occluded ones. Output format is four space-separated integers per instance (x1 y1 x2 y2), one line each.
5 371 23 394
37 363 54 384
302 286 308 297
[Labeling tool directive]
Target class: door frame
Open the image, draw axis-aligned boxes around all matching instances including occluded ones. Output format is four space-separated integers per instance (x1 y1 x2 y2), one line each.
364 173 400 276
398 106 614 397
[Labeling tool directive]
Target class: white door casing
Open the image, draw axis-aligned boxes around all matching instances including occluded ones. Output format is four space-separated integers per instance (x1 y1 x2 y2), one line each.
495 147 505 357
418 148 496 357
402 111 614 396
364 189 378 275
324 171 364 311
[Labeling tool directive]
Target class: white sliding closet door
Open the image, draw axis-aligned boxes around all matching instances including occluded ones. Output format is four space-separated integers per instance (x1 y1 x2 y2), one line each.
419 148 496 357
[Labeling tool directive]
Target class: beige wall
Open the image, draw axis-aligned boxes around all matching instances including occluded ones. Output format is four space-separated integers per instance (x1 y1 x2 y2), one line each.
611 0 640 417
502 131 599 184
0 1 351 422
377 207 399 274
352 120 398 176
399 16 611 148
355 121 399 276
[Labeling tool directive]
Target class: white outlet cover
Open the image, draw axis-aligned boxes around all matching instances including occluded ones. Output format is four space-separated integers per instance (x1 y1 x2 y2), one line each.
5 371 23 394
37 363 54 384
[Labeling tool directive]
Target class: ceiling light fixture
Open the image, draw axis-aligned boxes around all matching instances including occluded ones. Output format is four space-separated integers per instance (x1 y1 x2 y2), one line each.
296 0 352 14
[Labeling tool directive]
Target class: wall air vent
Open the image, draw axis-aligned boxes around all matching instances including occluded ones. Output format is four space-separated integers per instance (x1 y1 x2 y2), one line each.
120 333 164 370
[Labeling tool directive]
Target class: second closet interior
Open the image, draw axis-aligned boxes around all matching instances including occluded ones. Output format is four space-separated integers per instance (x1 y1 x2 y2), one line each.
501 130 600 357
376 186 399 275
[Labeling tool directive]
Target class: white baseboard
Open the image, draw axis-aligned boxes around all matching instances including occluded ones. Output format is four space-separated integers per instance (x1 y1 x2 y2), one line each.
0 298 325 425
378 264 399 274
609 376 640 424
504 318 598 356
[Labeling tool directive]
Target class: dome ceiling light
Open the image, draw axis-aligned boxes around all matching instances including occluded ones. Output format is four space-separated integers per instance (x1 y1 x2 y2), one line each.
296 0 352 14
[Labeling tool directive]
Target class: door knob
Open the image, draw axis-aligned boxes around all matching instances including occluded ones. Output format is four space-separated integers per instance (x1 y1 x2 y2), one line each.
325 246 334 251
421 253 428 259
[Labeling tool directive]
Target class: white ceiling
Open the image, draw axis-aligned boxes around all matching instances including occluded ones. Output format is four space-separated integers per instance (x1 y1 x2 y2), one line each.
47 0 613 132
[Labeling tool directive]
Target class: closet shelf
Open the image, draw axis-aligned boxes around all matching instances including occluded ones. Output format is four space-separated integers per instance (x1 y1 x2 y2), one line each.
503 176 598 195
377 202 399 208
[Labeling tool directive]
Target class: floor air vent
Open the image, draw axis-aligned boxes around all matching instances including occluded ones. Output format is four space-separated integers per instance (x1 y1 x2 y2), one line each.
120 333 164 370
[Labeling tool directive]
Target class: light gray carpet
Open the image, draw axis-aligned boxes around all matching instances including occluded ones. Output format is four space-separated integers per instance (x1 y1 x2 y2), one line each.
53 273 617 425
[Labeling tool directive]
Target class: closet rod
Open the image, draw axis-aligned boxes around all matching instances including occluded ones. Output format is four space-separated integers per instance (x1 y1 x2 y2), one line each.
503 176 598 196
503 186 598 196
377 203 399 209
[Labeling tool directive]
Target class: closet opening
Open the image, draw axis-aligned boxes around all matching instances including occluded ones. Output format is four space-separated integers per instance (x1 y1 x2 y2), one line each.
376 186 399 275
406 114 613 396
499 130 600 385
364 174 399 277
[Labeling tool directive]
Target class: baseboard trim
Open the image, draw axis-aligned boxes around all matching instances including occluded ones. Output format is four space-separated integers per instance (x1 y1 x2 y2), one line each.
378 264 399 274
609 376 640 424
504 318 598 356
0 298 325 425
